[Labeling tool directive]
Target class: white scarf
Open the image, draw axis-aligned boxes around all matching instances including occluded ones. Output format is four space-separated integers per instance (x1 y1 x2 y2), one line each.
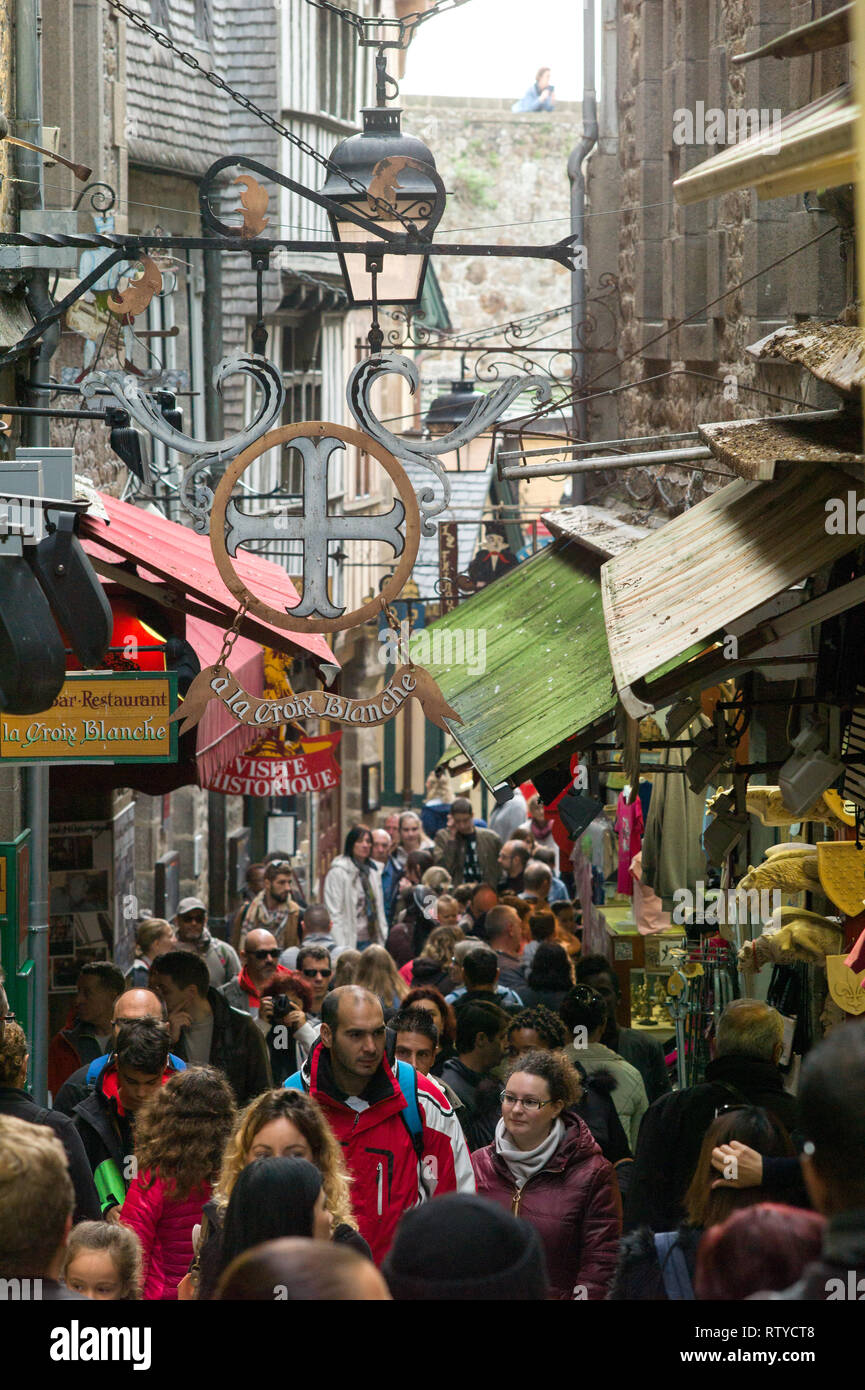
494 1116 565 1189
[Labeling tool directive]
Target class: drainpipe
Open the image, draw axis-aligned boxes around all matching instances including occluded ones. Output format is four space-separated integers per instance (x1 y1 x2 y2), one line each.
566 0 598 504
16 0 56 1105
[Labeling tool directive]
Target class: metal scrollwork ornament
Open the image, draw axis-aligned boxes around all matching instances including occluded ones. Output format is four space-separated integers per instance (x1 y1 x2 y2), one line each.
346 352 552 533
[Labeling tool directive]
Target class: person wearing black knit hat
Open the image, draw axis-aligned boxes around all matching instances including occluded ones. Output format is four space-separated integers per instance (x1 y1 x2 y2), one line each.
382 1193 549 1300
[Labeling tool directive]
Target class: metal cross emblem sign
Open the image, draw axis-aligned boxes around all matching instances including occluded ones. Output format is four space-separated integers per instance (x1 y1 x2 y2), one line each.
210 422 421 633
167 420 463 736
222 432 408 622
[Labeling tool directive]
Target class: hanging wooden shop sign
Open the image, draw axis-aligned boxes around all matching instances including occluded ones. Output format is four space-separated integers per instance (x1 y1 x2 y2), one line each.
172 662 461 737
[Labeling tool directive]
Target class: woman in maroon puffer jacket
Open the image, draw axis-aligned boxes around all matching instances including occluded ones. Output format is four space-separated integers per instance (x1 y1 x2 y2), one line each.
472 1050 621 1299
120 1066 235 1301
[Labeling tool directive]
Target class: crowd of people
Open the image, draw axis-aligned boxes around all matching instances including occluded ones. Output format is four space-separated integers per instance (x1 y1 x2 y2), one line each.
2 792 864 1304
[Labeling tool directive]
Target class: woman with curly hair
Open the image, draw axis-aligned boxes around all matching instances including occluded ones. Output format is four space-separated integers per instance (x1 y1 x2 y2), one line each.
63 1220 143 1300
402 984 457 1074
506 1005 569 1058
472 1049 621 1299
192 1088 368 1299
119 1066 235 1300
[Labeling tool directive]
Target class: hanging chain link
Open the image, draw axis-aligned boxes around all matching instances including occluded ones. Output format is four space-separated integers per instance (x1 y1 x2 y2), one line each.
103 0 417 231
216 596 251 670
300 0 473 47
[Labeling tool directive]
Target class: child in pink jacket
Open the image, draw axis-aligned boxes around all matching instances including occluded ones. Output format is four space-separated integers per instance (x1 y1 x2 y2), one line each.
121 1066 235 1300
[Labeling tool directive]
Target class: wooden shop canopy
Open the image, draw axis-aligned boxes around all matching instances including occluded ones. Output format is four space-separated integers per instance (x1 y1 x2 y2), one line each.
731 4 853 66
601 464 862 719
673 84 856 205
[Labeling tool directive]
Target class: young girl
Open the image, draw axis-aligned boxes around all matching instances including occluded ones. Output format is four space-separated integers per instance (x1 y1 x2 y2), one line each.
63 1221 142 1300
120 1066 235 1300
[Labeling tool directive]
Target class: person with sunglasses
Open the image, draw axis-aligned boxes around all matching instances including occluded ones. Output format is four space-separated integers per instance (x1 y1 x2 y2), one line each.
295 945 334 1020
221 930 321 1084
173 897 240 989
472 1049 621 1299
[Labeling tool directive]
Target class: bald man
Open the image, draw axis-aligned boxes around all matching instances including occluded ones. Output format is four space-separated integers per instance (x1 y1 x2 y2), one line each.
222 928 283 1021
51 988 185 1116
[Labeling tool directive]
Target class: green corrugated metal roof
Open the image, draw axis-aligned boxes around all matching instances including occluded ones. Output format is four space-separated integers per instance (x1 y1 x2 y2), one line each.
421 539 616 790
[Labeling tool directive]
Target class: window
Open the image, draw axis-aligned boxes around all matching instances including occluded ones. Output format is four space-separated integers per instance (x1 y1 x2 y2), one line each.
281 321 323 494
149 0 172 34
193 0 212 46
317 11 357 121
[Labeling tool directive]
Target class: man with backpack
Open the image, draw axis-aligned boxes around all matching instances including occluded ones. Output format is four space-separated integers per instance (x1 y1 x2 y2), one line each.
284 985 474 1263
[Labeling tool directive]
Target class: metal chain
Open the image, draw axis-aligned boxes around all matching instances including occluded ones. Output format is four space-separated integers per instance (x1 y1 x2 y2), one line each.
216 597 251 670
103 0 417 231
300 0 472 46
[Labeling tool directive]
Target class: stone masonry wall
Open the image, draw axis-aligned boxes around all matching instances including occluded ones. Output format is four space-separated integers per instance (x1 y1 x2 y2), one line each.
584 0 849 522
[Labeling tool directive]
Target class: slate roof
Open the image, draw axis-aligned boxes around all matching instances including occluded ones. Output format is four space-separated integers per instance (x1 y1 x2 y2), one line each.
400 461 493 596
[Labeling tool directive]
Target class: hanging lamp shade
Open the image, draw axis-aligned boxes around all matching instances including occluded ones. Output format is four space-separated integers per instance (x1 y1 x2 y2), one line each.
322 107 440 308
423 379 485 432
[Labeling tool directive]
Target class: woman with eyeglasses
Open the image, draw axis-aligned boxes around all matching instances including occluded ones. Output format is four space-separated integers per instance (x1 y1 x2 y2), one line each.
323 826 388 952
471 1049 621 1300
608 1105 795 1301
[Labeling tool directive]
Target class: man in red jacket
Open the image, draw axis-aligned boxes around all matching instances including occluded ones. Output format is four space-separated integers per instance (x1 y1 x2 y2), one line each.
285 985 474 1263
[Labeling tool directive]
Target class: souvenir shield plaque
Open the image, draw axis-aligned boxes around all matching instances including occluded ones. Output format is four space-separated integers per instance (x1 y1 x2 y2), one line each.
826 954 865 1015
817 841 865 917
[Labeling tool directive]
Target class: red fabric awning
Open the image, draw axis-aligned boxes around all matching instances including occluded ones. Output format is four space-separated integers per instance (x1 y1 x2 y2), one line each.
78 492 334 667
186 618 263 787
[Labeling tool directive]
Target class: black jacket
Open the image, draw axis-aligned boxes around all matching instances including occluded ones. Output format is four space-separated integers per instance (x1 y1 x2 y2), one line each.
624 1053 798 1233
608 1025 671 1105
0 1085 100 1224
440 1057 502 1151
52 1063 94 1118
173 987 272 1106
73 1071 136 1213
608 1224 701 1300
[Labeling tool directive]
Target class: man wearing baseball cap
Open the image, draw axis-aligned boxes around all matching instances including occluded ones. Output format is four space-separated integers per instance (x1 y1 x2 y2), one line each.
173 896 240 987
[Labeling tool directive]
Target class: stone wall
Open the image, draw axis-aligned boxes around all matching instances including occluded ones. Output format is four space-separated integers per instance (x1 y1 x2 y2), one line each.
584 0 850 522
401 95 580 379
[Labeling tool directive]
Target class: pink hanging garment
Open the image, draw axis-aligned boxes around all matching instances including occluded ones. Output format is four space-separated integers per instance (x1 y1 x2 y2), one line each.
615 791 644 894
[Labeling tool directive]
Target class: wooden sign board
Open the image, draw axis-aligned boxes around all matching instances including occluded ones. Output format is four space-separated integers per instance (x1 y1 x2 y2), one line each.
0 673 178 763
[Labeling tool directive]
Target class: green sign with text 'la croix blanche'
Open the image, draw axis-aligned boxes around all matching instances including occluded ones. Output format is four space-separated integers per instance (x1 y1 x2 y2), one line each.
0 672 178 763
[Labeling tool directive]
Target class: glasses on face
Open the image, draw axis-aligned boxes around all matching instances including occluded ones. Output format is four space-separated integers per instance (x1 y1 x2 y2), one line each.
302 967 332 979
1 1011 14 1024
250 948 281 961
179 912 205 924
500 1091 553 1113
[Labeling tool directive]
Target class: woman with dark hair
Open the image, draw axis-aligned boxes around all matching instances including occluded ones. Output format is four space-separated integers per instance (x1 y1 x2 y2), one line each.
609 1106 795 1300
119 1066 236 1300
472 1050 621 1299
218 1157 332 1279
402 984 457 1074
519 941 574 1011
191 1088 368 1299
323 825 387 951
695 1203 824 1300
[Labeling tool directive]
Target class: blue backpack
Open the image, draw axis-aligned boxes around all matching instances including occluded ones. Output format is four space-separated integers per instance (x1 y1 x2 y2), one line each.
284 1058 423 1158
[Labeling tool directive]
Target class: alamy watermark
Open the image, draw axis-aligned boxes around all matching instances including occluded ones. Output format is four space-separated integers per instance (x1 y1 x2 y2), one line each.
0 496 44 542
672 102 783 151
672 882 781 926
825 492 865 535
378 620 486 676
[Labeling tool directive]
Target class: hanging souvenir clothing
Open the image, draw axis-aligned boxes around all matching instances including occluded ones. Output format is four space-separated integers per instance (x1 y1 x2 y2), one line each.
614 791 643 894
641 713 711 910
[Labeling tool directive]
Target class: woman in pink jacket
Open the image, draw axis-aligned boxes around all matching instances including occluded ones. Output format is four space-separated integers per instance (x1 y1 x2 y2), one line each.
120 1066 235 1301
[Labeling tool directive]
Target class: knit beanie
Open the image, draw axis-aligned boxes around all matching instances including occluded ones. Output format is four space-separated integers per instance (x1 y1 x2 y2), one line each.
382 1194 549 1300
